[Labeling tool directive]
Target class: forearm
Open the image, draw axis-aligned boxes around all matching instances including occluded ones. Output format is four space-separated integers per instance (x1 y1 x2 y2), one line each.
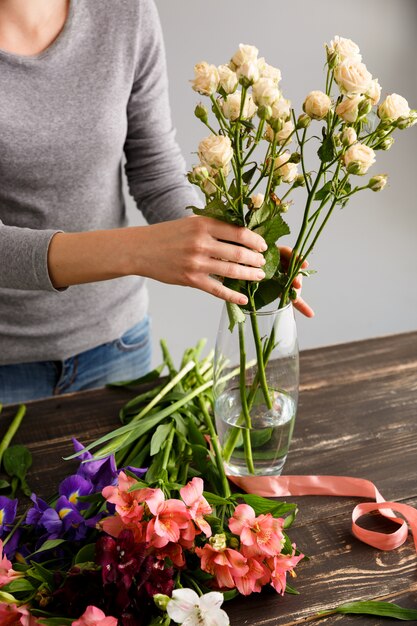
47 227 149 288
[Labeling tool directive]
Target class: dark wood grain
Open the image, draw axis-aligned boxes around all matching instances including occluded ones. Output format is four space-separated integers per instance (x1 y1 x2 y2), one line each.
2 331 417 625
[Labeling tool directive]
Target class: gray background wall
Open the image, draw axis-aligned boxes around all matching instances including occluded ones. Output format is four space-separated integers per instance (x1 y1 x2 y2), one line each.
127 0 417 367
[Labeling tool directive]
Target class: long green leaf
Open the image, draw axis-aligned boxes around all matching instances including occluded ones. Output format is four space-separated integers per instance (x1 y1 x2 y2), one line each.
318 601 417 621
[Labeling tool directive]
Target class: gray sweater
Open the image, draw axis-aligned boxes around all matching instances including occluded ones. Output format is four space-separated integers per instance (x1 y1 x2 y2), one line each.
0 0 199 365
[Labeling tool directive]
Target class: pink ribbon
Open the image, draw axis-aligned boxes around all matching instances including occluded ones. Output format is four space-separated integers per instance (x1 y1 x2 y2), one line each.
228 475 417 553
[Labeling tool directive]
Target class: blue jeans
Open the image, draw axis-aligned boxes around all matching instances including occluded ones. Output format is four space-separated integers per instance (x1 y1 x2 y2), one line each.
0 316 151 406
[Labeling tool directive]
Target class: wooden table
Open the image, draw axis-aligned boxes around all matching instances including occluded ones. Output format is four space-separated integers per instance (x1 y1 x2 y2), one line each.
2 332 417 625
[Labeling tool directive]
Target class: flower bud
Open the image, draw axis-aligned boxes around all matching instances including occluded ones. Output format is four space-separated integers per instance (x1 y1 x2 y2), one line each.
341 127 357 146
210 533 227 550
218 64 238 94
237 60 260 87
376 136 394 151
257 105 272 120
194 103 208 124
368 174 388 192
188 164 209 184
154 594 170 611
268 117 284 132
358 99 373 118
296 113 311 129
326 47 339 69
293 174 306 188
289 152 301 163
251 193 264 208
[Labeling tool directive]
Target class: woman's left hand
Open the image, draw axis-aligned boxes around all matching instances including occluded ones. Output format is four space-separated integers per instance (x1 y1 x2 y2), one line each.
279 246 315 318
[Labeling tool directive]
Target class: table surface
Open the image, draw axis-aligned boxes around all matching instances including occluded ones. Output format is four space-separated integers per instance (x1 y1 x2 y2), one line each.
2 331 417 625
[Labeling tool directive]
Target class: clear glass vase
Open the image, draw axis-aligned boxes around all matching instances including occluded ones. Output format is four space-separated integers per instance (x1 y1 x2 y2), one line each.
213 302 299 476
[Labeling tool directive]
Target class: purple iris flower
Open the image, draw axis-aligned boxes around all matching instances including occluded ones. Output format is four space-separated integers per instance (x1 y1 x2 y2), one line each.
123 466 147 480
26 494 51 527
0 496 17 536
59 475 94 510
72 439 118 492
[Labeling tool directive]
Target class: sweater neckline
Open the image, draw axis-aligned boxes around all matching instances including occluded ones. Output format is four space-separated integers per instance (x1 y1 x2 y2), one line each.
0 0 76 63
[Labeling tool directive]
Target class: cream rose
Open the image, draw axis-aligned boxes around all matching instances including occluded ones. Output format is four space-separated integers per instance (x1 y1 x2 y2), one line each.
341 127 357 146
270 97 291 121
251 193 265 208
303 91 332 120
236 60 260 85
191 62 220 96
264 121 295 145
378 93 411 121
334 59 372 95
198 135 234 170
343 142 376 175
366 79 382 106
217 64 238 94
222 91 257 120
259 60 282 84
335 95 363 123
273 151 298 183
231 43 259 68
328 36 362 63
252 78 280 107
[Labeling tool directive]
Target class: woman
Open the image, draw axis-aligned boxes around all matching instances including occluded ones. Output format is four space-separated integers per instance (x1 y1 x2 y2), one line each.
0 0 312 405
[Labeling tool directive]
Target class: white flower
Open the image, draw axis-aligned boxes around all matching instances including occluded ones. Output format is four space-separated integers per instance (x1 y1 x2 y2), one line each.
252 78 280 107
366 78 382 106
334 59 372 95
251 193 264 208
341 127 357 146
270 97 291 121
378 93 411 121
273 151 298 183
218 65 238 94
222 91 257 120
236 60 260 85
231 43 259 68
198 135 234 170
167 589 230 626
335 95 363 123
259 59 282 84
343 142 376 175
328 36 362 63
265 121 295 145
303 90 332 120
191 62 219 96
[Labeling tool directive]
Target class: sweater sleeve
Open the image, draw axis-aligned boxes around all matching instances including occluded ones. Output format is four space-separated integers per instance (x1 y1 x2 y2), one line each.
123 0 202 223
0 222 63 291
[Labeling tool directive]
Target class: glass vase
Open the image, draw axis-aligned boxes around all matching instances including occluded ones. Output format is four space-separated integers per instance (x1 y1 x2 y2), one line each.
213 302 299 476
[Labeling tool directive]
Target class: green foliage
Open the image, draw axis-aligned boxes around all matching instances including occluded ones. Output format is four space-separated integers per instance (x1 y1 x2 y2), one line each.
3 444 32 497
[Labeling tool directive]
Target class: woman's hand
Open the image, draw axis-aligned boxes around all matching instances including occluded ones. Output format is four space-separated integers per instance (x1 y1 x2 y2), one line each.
279 246 315 318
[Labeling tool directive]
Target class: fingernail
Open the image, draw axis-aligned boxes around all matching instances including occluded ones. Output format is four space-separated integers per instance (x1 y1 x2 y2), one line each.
259 256 266 266
257 270 266 279
260 240 268 251
239 296 248 305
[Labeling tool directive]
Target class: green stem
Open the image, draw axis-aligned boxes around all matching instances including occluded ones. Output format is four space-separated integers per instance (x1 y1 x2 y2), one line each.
249 299 272 409
198 396 231 497
238 322 255 474
161 425 175 474
0 405 26 467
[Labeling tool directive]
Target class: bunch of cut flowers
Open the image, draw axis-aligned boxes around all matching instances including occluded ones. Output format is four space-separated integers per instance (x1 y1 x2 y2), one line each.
187 36 416 475
0 341 302 626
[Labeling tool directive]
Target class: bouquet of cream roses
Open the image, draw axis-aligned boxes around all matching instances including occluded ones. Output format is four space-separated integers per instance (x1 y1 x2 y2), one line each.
187 37 416 475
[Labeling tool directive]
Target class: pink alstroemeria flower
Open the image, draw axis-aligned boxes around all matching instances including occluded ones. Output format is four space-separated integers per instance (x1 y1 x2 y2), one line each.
232 556 267 595
196 541 249 589
228 504 284 557
72 605 118 626
180 477 212 537
102 471 148 524
0 540 23 588
266 546 304 594
0 602 40 625
145 489 190 547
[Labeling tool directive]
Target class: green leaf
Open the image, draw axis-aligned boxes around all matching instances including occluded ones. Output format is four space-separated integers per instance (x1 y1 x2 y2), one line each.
191 197 232 223
247 202 272 229
285 583 300 595
74 543 96 565
27 561 55 586
260 213 290 245
234 493 297 518
313 180 332 201
317 133 336 162
251 279 279 311
203 492 230 506
28 539 66 558
37 618 74 626
1 578 34 593
150 422 173 456
263 246 280 280
225 302 245 332
3 445 32 483
0 479 11 490
242 163 258 184
319 601 417 621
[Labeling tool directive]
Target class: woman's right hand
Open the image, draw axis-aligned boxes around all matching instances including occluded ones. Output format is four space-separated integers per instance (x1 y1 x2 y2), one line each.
48 216 268 306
